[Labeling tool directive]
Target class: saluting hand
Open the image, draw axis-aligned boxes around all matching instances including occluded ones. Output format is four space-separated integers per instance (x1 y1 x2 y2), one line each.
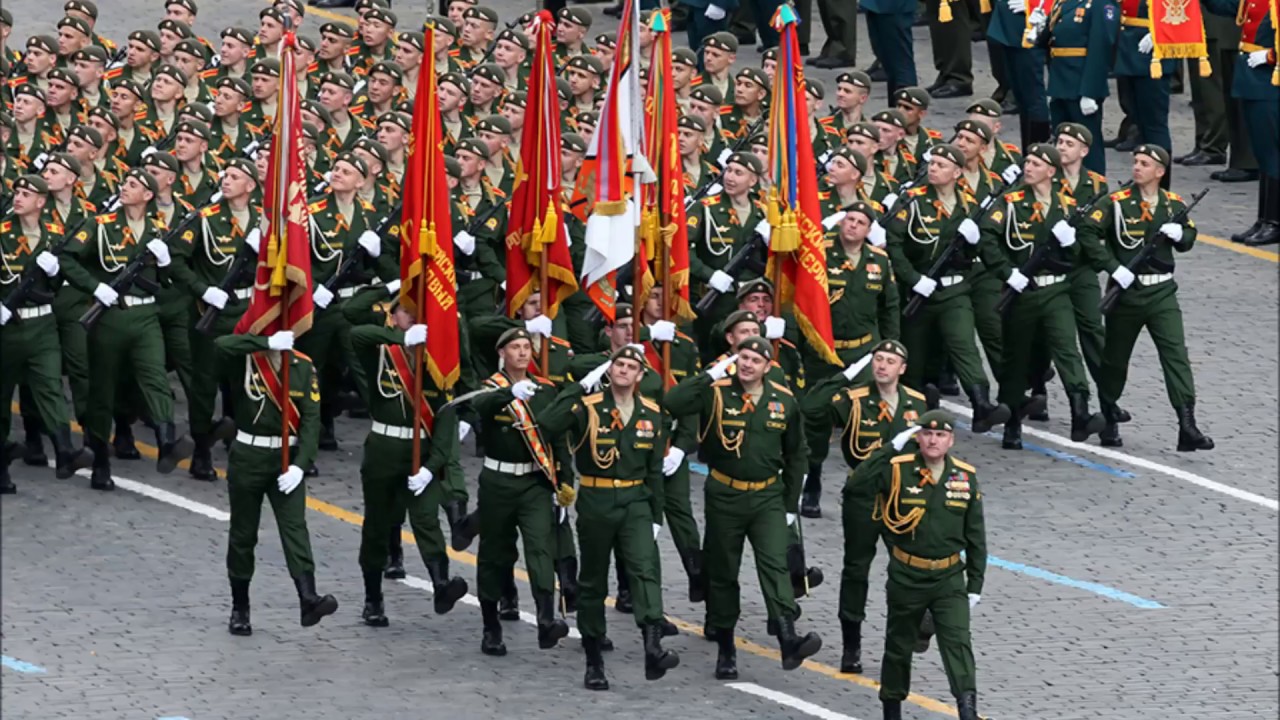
891 425 923 451
707 353 738 381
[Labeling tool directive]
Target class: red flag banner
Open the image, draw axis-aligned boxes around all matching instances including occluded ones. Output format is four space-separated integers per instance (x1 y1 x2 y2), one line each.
1146 0 1211 78
504 12 579 320
400 24 460 390
235 31 313 337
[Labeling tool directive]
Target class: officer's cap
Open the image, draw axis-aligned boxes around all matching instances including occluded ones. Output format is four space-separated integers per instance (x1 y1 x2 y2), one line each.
179 102 213 126
215 75 252 98
319 22 356 39
125 167 159 194
496 327 532 350
353 136 390 166
832 146 869 176
915 409 955 432
86 105 119 130
258 7 286 25
965 98 1002 118
300 122 321 143
929 143 964 169
112 77 147 100
762 47 778 63
893 86 932 109
154 62 189 87
57 16 92 38
594 32 617 49
558 7 593 27
836 70 872 89
1025 142 1061 171
611 344 646 366
805 78 826 100
871 109 908 130
727 151 764 176
439 72 471 94
13 83 47 104
370 60 404 82
566 54 605 76
128 30 162 53
703 31 738 53
736 277 773 300
141 149 180 174
455 137 491 159
575 110 599 126
1135 144 1170 167
175 118 212 142
335 151 369 177
158 18 196 40
223 157 258 182
443 156 463 179
723 309 761 332
561 132 588 154
463 6 500 25
64 0 98 20
378 110 412 132
690 85 723 107
166 0 198 15
365 7 398 27
497 28 532 51
295 35 318 54
476 114 512 136
44 151 81 176
68 124 104 149
673 48 697 68
14 174 50 196
504 90 528 108
301 99 333 126
871 338 907 361
46 68 80 91
175 38 211 61
0 8 11 26
1055 121 1092 148
71 45 109 65
472 63 507 87
399 30 427 51
735 67 770 92
319 69 354 89
355 0 391 11
678 114 707 133
26 35 57 54
844 199 880 223
955 118 992 144
736 335 773 360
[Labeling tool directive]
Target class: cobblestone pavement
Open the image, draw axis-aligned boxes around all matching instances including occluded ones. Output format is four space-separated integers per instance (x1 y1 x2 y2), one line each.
3 1 1277 719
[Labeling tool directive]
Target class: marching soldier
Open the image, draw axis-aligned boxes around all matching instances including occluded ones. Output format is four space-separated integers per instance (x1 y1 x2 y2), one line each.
721 68 769 139
821 71 874 137
118 30 161 88
173 119 220 208
820 148 893 215
351 7 397 77
869 110 918 185
694 33 739 106
853 411 986 720
1078 145 1214 450
11 85 57 172
1044 0 1119 174
214 27 255 84
539 345 681 690
242 59 283 137
214 329 340 637
211 77 260 158
107 79 160 167
891 87 944 157
677 115 720 194
965 98 1023 175
455 6 499 69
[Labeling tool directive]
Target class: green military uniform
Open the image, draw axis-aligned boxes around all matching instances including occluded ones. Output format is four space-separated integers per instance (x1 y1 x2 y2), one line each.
959 163 1009 382
1052 160 1110 388
687 185 768 358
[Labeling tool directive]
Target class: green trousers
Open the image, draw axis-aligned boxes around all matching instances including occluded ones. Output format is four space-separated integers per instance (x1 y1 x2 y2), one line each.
1034 266 1106 389
188 310 243 436
359 434 448 572
901 292 988 391
20 288 90 431
968 270 1004 380
295 303 366 407
879 563 976 702
927 0 974 87
1098 283 1195 409
998 283 1090 406
226 443 317 580
814 0 859 61
116 298 196 427
838 486 881 624
476 469 556 600
703 477 798 631
84 305 173 443
662 462 702 560
2 315 70 441
576 486 664 638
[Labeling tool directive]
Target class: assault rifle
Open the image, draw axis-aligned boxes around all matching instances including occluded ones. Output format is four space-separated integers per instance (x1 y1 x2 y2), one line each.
1098 187 1208 316
2 218 87 316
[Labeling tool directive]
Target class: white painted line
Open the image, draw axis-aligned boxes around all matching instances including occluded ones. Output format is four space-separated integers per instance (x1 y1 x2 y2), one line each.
70 469 232 521
939 400 1279 511
397 575 583 639
728 682 865 720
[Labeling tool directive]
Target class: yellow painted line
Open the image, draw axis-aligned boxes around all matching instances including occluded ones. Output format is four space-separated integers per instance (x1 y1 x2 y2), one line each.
299 4 357 27
1199 233 1279 262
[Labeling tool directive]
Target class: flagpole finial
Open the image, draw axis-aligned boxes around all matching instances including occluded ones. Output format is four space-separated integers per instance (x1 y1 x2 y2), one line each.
773 4 799 28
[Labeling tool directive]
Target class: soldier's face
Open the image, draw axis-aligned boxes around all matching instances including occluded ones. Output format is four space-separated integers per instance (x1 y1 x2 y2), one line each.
25 46 55 74
254 74 281 100
1022 156 1055 186
319 32 349 60
318 83 351 112
73 58 104 88
1055 135 1086 165
377 124 406 151
166 7 197 25
354 148 382 178
501 104 524 129
848 135 877 159
494 39 524 68
175 51 202 78
120 176 154 206
595 46 615 67
725 321 760 348
144 164 176 192
567 67 593 96
555 21 585 45
67 135 97 164
159 29 183 56
608 356 642 389
12 187 46 216
362 19 393 47
395 42 423 68
447 2 469 26
739 291 771 316
835 83 861 109
703 47 732 74
688 100 715 126
839 210 870 243
58 27 88 56
471 77 500 104
175 132 208 162
916 428 954 462
720 163 755 197
255 148 270 179
458 150 485 179
214 88 244 116
221 36 251 65
13 95 43 123
678 127 701 157
734 78 762 106
126 40 156 68
871 351 905 385
501 339 533 370
260 18 284 46
391 306 415 330
927 156 962 187
153 74 184 101
673 62 693 88
736 348 767 383
560 147 583 175
438 82 464 111
329 160 363 192
41 164 76 192
47 79 77 108
643 287 662 320
826 156 859 186
954 131 984 162
220 167 256 200
520 293 542 319
110 88 140 117
895 102 924 128
763 61 777 84
608 318 633 348
479 130 506 154
874 123 903 151
461 18 494 48
368 72 396 103
88 116 116 143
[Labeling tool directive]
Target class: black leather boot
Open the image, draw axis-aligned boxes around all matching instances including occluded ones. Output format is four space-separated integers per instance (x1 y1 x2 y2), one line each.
713 629 738 679
1 442 18 494
915 610 934 653
189 433 216 480
840 619 862 673
957 690 979 720
427 558 468 615
660 617 679 637
1175 402 1214 451
1099 404 1123 447
88 435 114 490
362 569 389 627
1003 407 1023 450
228 578 252 636
113 419 140 459
52 426 93 479
555 556 579 614
22 418 47 466
582 636 609 690
967 384 1011 434
1068 392 1105 442
643 623 680 680
923 383 941 410
800 462 823 518
154 422 193 474
1242 175 1280 246
498 572 520 620
614 562 633 613
293 573 339 627
444 500 477 551
937 370 960 396
534 591 569 649
683 549 706 603
480 600 507 656
318 406 338 451
777 615 822 670
383 524 406 579
882 700 903 720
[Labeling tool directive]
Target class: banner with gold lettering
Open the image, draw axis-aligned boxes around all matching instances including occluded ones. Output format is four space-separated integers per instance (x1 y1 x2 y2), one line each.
1147 0 1211 78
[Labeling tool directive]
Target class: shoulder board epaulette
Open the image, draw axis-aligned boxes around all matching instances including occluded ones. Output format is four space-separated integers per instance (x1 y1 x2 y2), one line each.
822 124 842 136
719 106 734 115
199 68 218 79
535 376 556 386
239 101 254 114
849 386 871 398
880 171 896 184
307 61 319 73
926 128 943 139
44 221 64 234
359 198 375 211
290 350 313 363
1004 190 1025 202
550 336 572 348
96 212 116 224
309 198 328 213
890 452 916 464
769 380 793 396
818 190 831 200
9 76 27 89
104 67 123 80
639 396 661 412
690 75 703 87
905 186 929 197
868 244 888 256
1110 188 1132 201
1087 170 1106 183
346 46 361 57
951 458 976 472
583 391 604 405
1166 191 1183 202
818 115 836 126
0 220 11 233
201 203 221 217
904 387 926 400
447 48 462 57
901 150 916 163
675 330 694 342
490 187 507 198
1002 142 1020 153
711 378 733 387
80 198 97 212
985 170 1001 182
349 102 365 113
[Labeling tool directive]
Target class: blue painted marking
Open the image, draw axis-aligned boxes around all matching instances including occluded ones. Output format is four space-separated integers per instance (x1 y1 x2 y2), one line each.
989 555 1166 609
689 460 710 476
1 655 47 673
959 421 1136 478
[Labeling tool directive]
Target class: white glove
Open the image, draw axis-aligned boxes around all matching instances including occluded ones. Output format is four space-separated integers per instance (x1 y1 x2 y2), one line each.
958 218 980 246
141 146 158 159
525 314 553 336
1247 50 1269 68
921 148 934 164
842 353 873 381
786 513 797 526
1079 97 1099 116
1159 223 1183 242
245 227 262 254
648 319 676 342
511 378 539 401
891 425 922 451
822 211 846 230
579 359 612 392
357 230 381 258
458 420 473 441
882 193 899 209
312 284 334 309
277 464 304 494
1001 164 1022 185
1138 33 1153 54
764 315 786 340
1008 0 1027 12
662 447 686 476
0 305 10 326
93 282 119 307
408 467 433 496
385 279 401 296
707 353 738 381
968 593 981 609
868 220 887 248
146 239 171 267
705 3 727 20
1052 219 1077 247
454 229 476 256
912 276 938 297
1005 268 1029 293
267 330 295 351
36 251 59 277
653 523 662 540
708 270 734 293
404 323 427 347
1110 265 1135 289
202 286 229 309
706 181 724 197
754 219 772 242
1028 7 1047 25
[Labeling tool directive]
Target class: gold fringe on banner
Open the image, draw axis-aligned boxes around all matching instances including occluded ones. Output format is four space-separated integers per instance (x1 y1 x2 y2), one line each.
593 199 628 215
939 0 953 22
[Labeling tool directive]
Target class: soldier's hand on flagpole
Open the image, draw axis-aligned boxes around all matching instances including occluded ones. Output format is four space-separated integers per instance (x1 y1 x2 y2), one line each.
512 379 539 401
36 251 59 277
649 320 677 342
404 324 427 348
0 306 10 326
705 3 727 20
1247 50 1269 67
1005 268 1029 293
1079 97 1099 116
1110 266 1135 289
245 227 262 254
707 353 738 381
313 284 334 309
580 359 612 392
663 447 686 476
357 231 381 258
277 465 304 494
93 283 119 307
454 230 476 256
268 330 294 351
709 270 734 293
958 218 980 245
1138 33 1153 54
1007 0 1027 11
202 287 228 310
408 467 433 496
843 353 873 381
525 314 552 336
891 425 923 451
1052 219 1077 247
1028 7 1047 26
146 239 171 267
912 276 937 297
764 316 786 340
869 220 887 248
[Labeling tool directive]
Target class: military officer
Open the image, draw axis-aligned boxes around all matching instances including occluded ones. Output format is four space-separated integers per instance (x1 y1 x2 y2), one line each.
988 0 1052 147
870 110 919 185
721 67 769 140
892 87 945 158
965 98 1024 175
853 411 986 720
862 0 918 98
214 329 339 637
820 71 873 137
1113 0 1176 187
1078 145 1213 450
1045 0 1120 174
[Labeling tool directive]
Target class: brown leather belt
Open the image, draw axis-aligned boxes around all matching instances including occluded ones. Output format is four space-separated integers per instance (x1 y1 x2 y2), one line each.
579 476 644 489
1050 47 1087 57
834 333 874 350
892 546 961 570
710 469 777 491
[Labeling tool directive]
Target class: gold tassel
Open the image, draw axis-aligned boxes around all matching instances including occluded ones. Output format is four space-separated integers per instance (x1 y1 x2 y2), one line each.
766 189 781 228
1273 64 1279 87
1150 59 1163 79
535 203 558 250
774 208 801 253
1198 57 1212 78
641 208 658 259
980 0 991 13
939 0 953 22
